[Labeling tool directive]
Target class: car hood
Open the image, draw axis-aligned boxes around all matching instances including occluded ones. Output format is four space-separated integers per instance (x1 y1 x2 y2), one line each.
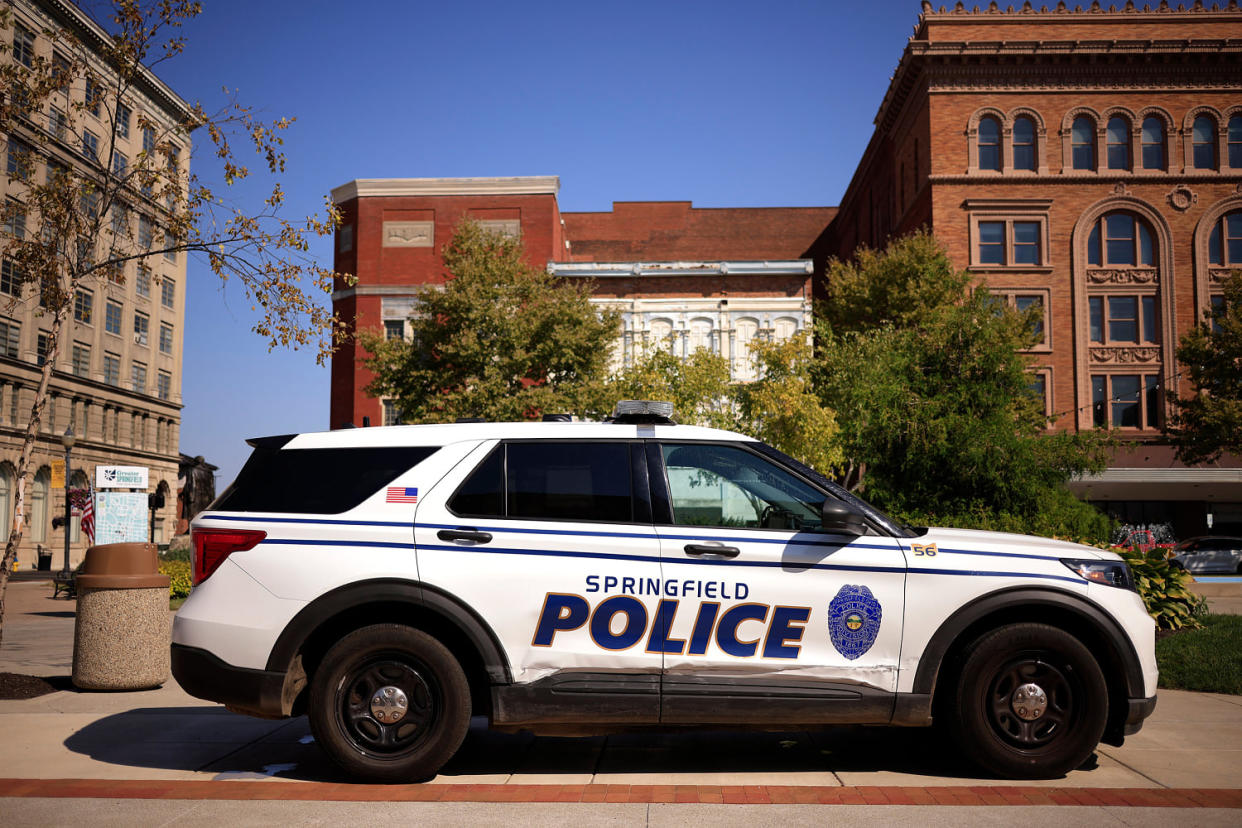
915 526 1116 562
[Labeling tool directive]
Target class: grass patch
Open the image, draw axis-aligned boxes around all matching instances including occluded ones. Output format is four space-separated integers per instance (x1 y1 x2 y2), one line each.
1156 614 1242 695
169 596 186 612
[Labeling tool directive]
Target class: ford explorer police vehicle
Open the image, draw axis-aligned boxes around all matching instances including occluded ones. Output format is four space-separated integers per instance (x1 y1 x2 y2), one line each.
172 401 1157 782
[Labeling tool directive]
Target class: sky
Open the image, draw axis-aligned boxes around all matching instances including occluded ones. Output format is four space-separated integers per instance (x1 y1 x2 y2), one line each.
106 0 928 488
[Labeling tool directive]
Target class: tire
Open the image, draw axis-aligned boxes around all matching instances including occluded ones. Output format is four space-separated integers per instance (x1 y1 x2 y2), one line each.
949 623 1108 779
308 624 471 782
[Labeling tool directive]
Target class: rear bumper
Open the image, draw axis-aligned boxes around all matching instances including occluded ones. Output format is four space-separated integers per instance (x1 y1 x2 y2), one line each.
171 643 288 719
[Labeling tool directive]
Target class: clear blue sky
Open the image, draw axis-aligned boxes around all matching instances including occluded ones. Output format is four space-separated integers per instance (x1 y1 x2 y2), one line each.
133 0 925 488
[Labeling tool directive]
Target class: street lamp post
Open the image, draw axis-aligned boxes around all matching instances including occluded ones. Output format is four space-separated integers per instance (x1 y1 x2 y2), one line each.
61 427 75 578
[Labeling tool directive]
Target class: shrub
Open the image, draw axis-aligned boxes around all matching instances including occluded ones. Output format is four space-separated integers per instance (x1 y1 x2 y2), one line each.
1115 545 1202 630
159 558 192 600
161 535 191 563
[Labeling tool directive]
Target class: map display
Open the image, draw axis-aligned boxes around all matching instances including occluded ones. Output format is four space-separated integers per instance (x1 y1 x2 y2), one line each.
95 492 148 544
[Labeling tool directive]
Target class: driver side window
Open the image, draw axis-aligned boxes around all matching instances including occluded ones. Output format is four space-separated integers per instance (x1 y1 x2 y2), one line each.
660 443 822 531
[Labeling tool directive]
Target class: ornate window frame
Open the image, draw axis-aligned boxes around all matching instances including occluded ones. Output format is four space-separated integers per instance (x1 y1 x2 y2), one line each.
966 107 1006 174
1136 107 1175 174
1028 365 1054 419
1007 107 1048 175
964 198 1053 272
990 287 1053 353
1183 105 1223 172
1101 107 1137 172
1061 107 1101 173
1225 106 1242 170
1192 190 1242 323
1071 191 1176 431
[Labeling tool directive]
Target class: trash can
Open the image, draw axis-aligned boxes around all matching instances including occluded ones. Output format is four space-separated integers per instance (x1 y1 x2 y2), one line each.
71 543 171 690
36 545 52 571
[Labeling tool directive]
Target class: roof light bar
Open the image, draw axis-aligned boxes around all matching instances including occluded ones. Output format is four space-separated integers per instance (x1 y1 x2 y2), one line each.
611 400 676 424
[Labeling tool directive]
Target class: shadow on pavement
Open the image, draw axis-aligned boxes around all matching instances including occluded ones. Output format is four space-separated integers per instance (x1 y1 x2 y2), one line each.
59 706 1054 783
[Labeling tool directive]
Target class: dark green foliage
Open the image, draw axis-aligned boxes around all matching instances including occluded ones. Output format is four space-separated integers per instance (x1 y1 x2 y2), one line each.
1156 614 1242 694
1116 546 1204 631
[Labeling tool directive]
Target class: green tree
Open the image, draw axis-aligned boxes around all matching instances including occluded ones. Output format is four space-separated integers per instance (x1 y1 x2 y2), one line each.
0 1 345 646
360 220 620 423
815 235 1113 540
1166 271 1242 465
605 346 734 429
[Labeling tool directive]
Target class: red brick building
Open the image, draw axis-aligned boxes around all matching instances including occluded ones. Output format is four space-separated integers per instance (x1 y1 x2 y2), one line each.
332 2 1242 538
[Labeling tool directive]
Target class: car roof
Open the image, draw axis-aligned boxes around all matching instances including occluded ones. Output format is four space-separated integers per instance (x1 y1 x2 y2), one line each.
277 421 757 450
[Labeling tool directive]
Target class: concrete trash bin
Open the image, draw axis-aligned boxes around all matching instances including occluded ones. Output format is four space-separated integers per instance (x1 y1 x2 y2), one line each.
72 542 171 690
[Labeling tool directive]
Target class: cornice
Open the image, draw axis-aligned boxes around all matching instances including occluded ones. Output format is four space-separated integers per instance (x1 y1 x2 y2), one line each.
934 173 1242 183
331 176 560 203
547 261 814 279
917 0 1241 32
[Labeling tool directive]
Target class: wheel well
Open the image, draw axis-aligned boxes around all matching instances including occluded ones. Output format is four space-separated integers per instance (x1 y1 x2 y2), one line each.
289 602 494 719
928 603 1131 743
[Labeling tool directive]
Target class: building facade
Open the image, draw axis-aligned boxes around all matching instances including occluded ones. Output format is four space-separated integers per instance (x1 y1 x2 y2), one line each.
331 2 1242 539
2 0 190 567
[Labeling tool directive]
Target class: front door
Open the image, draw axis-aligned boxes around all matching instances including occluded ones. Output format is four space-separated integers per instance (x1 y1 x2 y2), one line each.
649 441 907 725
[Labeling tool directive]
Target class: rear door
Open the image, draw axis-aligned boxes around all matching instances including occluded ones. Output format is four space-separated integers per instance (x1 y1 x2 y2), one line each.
649 441 907 725
413 439 664 720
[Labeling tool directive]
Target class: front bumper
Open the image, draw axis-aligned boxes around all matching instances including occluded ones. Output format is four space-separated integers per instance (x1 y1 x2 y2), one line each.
171 643 289 719
1125 694 1158 736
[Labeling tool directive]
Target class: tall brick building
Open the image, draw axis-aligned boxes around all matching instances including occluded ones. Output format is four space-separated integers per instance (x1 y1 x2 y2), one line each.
332 1 1242 538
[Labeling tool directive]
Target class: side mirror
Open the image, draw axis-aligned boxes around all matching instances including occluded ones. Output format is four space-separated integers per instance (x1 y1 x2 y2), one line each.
821 499 867 536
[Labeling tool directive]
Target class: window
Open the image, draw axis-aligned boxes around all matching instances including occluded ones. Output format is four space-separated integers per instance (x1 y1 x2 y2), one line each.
1013 116 1036 171
1192 115 1217 170
111 151 126 176
1072 116 1096 170
1141 117 1166 170
1208 211 1242 266
110 203 127 236
448 446 503 517
138 215 152 248
1208 294 1225 334
31 468 48 544
1014 294 1046 341
103 353 120 386
1229 116 1242 169
976 220 1042 266
156 371 170 400
130 361 146 394
104 300 122 335
164 247 175 263
36 331 48 365
1106 117 1130 170
1086 212 1155 267
134 312 149 346
81 129 99 161
382 399 401 426
384 320 404 340
49 107 68 141
1092 374 1161 429
1088 295 1159 344
4 200 25 239
52 51 70 92
135 265 151 297
1029 373 1048 413
85 78 102 117
7 137 32 179
339 223 353 252
74 289 93 323
115 102 131 139
0 320 18 359
72 343 89 377
13 23 35 68
159 323 173 354
661 443 826 531
978 116 1001 171
161 277 174 308
142 125 155 154
0 259 21 296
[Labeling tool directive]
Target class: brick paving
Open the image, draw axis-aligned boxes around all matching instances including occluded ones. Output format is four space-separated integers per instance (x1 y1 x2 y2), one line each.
1 780 1240 807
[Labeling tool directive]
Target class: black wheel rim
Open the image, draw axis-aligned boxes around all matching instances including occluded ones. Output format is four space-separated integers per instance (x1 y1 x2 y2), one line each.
985 654 1078 750
335 655 439 757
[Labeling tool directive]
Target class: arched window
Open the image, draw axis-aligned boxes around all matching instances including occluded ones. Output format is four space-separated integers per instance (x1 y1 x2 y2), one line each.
688 318 713 353
977 116 1001 171
733 318 759 379
0 463 12 541
1106 117 1130 170
1086 212 1155 267
1072 116 1096 170
1208 210 1242 267
1192 115 1217 170
30 466 49 544
1012 116 1036 171
648 319 673 353
1141 117 1166 170
1229 115 1242 168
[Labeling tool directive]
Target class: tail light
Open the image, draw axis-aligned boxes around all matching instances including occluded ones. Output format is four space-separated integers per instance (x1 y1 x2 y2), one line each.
192 528 267 585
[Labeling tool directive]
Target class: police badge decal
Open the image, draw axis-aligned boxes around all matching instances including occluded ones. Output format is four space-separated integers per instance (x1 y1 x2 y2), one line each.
828 584 882 660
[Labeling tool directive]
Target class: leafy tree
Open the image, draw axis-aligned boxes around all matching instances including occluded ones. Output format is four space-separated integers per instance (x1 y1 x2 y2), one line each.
604 346 734 429
815 235 1113 540
1166 271 1242 465
0 1 345 645
360 220 620 423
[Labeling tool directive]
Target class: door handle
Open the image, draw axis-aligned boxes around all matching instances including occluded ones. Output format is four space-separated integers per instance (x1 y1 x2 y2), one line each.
437 529 493 544
684 543 740 558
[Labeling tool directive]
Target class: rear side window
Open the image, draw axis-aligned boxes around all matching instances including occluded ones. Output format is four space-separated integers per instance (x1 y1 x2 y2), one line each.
212 446 439 514
449 441 633 523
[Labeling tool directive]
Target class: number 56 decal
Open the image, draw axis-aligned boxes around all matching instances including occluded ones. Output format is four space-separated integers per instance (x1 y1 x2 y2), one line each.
912 543 938 556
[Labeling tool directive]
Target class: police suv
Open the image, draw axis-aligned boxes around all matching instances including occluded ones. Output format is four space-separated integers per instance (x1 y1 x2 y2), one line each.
172 401 1157 782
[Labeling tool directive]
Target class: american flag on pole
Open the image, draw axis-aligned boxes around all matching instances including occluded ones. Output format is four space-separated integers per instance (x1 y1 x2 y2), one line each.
386 486 419 504
80 487 95 545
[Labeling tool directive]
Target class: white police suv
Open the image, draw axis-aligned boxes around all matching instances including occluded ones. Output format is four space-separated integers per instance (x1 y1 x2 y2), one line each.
172 401 1157 782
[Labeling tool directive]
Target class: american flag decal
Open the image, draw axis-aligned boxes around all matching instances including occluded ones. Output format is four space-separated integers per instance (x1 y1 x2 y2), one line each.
386 486 419 503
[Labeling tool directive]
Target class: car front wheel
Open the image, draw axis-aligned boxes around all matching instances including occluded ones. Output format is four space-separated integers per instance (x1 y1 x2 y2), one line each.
950 622 1108 779
308 624 471 782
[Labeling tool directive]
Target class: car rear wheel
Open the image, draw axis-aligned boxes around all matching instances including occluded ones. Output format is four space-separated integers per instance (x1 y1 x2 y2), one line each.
950 622 1108 779
308 624 471 782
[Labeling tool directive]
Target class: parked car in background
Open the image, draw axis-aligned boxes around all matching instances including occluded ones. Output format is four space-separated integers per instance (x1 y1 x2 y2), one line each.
1170 537 1242 574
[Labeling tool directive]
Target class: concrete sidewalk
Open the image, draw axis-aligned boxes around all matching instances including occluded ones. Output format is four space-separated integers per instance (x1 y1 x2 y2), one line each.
1 579 1240 796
